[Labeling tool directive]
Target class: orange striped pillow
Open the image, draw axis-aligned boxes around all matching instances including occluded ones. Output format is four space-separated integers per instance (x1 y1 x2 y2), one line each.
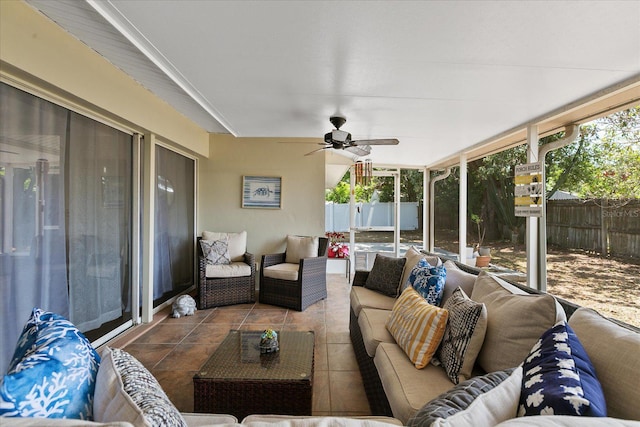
386 287 449 369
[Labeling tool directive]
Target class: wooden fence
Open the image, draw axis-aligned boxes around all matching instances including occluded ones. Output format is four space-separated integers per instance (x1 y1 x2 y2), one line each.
546 199 640 257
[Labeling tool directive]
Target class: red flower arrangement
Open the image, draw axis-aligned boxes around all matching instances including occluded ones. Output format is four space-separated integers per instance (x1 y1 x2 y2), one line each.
325 232 349 258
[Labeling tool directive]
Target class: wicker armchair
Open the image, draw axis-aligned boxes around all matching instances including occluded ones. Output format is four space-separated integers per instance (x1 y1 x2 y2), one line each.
197 235 256 309
259 236 328 311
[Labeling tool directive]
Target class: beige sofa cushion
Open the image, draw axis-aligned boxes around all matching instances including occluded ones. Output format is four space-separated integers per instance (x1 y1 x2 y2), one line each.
263 262 299 281
205 261 252 278
202 231 247 262
470 271 566 373
350 286 397 317
374 343 455 424
359 308 395 357
568 307 640 421
285 235 319 264
440 260 477 307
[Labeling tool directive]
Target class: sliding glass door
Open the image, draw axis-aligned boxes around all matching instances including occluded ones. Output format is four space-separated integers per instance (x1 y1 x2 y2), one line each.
153 145 195 306
0 83 133 371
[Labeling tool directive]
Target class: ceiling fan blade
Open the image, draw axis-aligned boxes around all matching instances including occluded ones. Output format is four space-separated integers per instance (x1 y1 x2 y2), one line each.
345 145 372 157
304 147 330 156
353 138 399 146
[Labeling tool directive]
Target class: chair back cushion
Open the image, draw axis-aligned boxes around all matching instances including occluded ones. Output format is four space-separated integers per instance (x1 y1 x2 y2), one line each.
202 231 247 262
285 235 319 264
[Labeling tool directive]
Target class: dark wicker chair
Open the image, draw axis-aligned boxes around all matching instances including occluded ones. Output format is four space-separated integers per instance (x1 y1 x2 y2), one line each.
259 237 328 311
197 237 256 309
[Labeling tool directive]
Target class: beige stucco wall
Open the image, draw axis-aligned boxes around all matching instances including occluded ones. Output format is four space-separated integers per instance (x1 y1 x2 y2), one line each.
198 134 326 260
0 0 209 157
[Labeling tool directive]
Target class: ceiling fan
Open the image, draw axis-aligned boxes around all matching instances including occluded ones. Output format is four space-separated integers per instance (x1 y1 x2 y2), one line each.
305 116 399 156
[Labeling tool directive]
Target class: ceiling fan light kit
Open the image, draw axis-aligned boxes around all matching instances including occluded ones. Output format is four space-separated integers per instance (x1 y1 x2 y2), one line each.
306 116 400 157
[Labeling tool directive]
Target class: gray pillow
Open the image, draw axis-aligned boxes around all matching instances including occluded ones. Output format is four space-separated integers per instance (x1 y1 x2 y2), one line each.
407 368 516 427
364 254 406 297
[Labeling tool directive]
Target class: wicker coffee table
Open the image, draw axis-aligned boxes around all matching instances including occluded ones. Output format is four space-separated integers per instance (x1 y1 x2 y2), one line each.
193 330 315 419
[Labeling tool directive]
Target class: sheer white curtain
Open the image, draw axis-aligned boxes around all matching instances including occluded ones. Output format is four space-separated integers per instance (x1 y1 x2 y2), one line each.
67 112 132 332
0 83 69 372
153 146 194 304
0 83 133 373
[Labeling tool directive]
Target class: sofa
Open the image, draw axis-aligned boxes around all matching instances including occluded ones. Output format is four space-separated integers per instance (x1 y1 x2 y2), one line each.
349 247 640 426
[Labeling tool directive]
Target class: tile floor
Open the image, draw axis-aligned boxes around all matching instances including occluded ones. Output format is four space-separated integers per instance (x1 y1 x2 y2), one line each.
105 273 371 416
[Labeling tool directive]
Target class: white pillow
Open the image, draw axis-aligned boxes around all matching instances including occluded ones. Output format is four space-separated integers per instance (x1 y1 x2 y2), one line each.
285 235 319 264
202 231 247 262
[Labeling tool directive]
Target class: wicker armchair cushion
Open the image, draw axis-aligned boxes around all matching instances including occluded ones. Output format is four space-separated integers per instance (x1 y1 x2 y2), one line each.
263 262 299 281
205 261 252 278
285 235 319 264
202 230 247 262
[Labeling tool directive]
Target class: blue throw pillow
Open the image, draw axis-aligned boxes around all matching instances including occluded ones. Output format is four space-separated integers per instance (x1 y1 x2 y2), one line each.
0 308 101 419
518 320 606 417
407 258 446 305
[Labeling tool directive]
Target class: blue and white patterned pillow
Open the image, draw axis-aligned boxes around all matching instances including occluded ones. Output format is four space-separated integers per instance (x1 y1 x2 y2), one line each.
200 238 230 265
518 320 606 417
407 258 446 305
0 308 100 419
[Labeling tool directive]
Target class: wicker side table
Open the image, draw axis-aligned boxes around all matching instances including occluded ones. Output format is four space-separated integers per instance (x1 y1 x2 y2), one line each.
193 330 314 420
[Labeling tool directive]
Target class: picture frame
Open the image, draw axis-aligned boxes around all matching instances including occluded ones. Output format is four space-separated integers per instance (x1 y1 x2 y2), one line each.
242 176 282 209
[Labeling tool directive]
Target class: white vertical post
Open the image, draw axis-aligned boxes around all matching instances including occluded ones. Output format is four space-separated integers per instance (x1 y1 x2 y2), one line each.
526 125 539 289
394 170 401 257
142 133 155 323
424 168 430 252
349 165 356 275
131 134 142 325
458 153 468 262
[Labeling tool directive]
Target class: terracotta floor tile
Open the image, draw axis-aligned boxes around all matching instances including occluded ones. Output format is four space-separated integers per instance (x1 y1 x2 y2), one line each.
134 323 197 344
327 343 359 371
244 309 288 325
312 370 331 413
122 343 174 368
152 369 197 413
154 343 218 371
329 371 370 413
202 309 251 324
314 343 329 371
182 323 240 344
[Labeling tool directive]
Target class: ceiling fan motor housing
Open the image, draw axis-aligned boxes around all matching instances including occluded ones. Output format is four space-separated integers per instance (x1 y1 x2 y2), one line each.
327 129 351 144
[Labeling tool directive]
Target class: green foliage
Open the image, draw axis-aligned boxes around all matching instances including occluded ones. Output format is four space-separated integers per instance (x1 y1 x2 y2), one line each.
546 106 640 200
325 168 424 203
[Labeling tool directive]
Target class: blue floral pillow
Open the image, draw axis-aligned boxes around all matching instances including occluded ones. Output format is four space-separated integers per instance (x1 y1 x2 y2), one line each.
407 258 446 305
0 308 101 419
518 320 606 417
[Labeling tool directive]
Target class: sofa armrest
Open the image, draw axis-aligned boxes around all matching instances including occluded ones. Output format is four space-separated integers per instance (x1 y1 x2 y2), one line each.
299 255 327 281
352 270 369 287
243 252 256 273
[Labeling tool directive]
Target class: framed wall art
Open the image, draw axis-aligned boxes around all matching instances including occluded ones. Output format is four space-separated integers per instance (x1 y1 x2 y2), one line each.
242 176 282 209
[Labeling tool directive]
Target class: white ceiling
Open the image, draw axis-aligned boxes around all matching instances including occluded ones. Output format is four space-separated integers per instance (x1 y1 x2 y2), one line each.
26 0 640 167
